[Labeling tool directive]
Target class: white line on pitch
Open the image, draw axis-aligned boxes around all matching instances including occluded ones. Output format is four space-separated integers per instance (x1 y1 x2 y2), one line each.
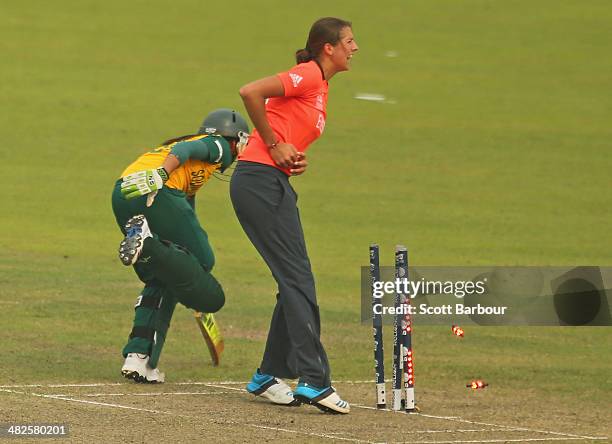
162 380 389 386
207 394 606 441
351 405 607 441
397 429 509 434
175 380 249 385
49 391 238 397
0 382 248 388
203 383 245 392
187 379 386 385
393 438 606 443
0 379 382 389
0 383 126 388
0 389 172 415
172 380 381 386
34 393 172 415
416 413 608 441
2 387 369 443
248 424 377 444
2 384 607 442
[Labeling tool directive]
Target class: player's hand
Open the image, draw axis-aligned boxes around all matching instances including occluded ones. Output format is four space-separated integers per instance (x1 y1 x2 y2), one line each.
121 167 169 206
290 152 308 176
270 142 299 168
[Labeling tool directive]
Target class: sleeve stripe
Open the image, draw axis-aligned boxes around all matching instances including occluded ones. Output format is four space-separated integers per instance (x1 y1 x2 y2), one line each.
213 139 224 163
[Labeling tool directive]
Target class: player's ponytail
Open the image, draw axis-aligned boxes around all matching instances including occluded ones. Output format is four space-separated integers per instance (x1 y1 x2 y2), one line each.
295 48 313 64
161 134 199 146
295 17 352 64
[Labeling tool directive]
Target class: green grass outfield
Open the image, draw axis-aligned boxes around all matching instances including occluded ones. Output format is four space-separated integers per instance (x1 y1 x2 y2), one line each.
1 0 610 419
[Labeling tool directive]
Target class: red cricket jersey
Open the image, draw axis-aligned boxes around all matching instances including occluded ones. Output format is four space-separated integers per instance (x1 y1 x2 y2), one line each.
238 60 329 175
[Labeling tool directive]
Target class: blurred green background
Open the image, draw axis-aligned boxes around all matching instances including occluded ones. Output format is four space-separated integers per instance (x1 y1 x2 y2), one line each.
1 0 610 411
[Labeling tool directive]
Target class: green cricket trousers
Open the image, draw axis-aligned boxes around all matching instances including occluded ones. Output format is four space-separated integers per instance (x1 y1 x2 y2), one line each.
229 161 331 388
111 180 224 368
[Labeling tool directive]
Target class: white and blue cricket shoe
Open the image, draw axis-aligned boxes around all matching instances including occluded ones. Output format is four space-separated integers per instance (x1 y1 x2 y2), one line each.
293 382 350 414
246 369 300 406
119 215 152 266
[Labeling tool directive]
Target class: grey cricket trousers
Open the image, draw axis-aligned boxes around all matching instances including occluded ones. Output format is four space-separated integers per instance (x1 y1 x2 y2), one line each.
230 161 331 387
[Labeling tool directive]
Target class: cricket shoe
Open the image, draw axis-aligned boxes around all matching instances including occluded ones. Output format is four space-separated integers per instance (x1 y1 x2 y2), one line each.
294 383 350 414
121 353 165 383
119 215 152 266
246 369 300 406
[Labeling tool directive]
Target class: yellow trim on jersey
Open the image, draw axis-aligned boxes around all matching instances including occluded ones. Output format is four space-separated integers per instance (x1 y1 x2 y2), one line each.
120 135 221 196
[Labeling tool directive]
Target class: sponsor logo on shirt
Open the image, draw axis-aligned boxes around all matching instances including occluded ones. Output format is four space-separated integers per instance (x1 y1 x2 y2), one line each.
316 113 326 134
316 94 324 111
289 73 303 87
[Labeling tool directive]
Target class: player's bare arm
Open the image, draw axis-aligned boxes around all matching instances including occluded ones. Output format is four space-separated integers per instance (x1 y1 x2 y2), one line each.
239 75 299 168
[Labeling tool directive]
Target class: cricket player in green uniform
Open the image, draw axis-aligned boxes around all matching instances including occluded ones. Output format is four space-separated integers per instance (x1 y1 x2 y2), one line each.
111 108 249 383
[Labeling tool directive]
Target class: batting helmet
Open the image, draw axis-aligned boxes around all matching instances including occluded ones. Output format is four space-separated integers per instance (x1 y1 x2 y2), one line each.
198 108 249 140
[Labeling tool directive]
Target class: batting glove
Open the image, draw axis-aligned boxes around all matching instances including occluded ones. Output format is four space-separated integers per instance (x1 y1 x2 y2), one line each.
121 167 169 207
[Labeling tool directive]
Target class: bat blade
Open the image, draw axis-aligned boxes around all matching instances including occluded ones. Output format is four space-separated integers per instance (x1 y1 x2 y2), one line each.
194 312 225 366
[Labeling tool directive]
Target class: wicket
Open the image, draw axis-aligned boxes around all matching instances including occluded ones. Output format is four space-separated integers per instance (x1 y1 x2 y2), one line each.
370 244 416 412
370 244 386 408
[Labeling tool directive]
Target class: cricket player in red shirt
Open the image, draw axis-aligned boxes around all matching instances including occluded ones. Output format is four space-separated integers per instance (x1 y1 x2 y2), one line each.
231 17 358 414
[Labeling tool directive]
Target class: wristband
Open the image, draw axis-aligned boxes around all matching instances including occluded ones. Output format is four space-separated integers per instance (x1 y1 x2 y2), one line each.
267 141 278 150
157 167 169 182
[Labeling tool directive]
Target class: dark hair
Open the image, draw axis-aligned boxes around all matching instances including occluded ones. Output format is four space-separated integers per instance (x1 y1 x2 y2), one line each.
295 17 352 64
161 134 199 146
161 133 237 146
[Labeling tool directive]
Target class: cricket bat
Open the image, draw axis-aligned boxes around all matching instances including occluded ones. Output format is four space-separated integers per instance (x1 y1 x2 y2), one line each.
194 312 225 366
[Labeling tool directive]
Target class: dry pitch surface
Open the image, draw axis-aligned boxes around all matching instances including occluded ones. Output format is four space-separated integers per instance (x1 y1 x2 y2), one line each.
1 380 609 443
